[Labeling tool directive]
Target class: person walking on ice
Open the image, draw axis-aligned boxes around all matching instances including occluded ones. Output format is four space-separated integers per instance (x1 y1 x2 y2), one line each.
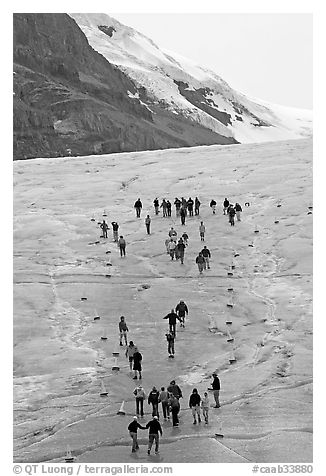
169 393 180 426
195 197 201 215
134 198 142 218
189 388 201 424
111 221 119 242
196 252 205 274
211 373 221 408
228 204 236 226
210 199 217 214
175 300 188 328
145 416 162 455
166 200 172 217
223 198 230 215
126 341 137 370
133 384 146 417
153 198 159 215
176 238 186 264
201 245 211 269
168 239 177 260
163 309 181 335
119 316 129 346
168 227 177 241
100 220 109 238
118 235 126 257
201 392 210 424
165 330 175 357
235 202 242 221
159 387 170 421
167 380 183 400
181 232 189 245
160 199 168 217
133 347 143 379
174 197 181 216
128 416 146 453
180 206 186 225
199 221 206 241
148 386 160 418
145 215 151 234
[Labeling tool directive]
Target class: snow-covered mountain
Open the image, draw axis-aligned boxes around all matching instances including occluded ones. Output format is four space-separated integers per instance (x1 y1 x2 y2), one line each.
70 13 312 144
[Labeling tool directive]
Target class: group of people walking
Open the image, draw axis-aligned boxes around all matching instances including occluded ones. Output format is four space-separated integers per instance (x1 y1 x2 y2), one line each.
128 373 221 454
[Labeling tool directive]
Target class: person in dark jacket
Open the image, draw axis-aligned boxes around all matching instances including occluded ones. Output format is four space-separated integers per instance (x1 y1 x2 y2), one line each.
181 197 187 215
134 198 142 218
160 199 168 217
187 197 194 216
165 331 175 357
167 380 183 400
180 207 186 225
100 220 109 238
133 348 142 380
166 200 172 217
223 198 230 215
210 199 217 214
235 202 243 221
118 235 126 257
201 246 211 269
176 238 186 264
211 373 221 408
148 386 160 417
119 316 129 346
181 232 189 245
189 388 201 424
195 197 201 215
174 198 181 216
145 215 151 234
145 416 162 455
153 198 159 215
159 387 170 420
128 416 146 452
168 393 180 426
111 221 119 242
228 205 236 226
163 309 181 335
175 300 188 328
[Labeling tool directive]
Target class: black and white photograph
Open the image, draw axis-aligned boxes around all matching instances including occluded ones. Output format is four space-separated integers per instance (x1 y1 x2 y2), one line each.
10 0 317 472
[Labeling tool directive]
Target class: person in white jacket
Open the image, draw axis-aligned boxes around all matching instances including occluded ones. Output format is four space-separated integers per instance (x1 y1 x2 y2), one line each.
201 391 210 424
168 239 176 260
199 222 206 241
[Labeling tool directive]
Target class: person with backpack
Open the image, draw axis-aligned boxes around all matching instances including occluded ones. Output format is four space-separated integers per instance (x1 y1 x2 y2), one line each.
148 386 160 418
168 393 180 427
166 200 172 217
168 239 177 260
176 238 186 264
119 316 129 346
174 198 181 216
118 235 126 257
133 384 146 417
189 388 201 424
163 309 181 335
187 197 194 216
134 198 142 218
223 198 230 215
180 207 186 225
175 300 188 328
100 220 109 238
153 198 159 215
111 221 119 242
128 416 146 452
126 341 137 371
235 202 243 221
165 330 175 357
160 199 168 218
167 380 183 400
228 205 236 226
201 246 211 269
145 215 151 234
199 221 206 241
133 347 143 379
195 197 201 216
196 252 205 274
210 199 217 214
145 416 163 455
201 392 210 424
159 387 170 420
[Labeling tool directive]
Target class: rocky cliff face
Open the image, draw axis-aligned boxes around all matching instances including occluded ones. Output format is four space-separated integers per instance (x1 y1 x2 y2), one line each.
13 13 237 160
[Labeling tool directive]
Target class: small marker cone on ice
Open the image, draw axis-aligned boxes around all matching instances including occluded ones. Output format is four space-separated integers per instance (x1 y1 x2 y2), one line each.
227 287 234 292
112 357 120 371
101 328 108 340
231 260 235 270
227 295 234 308
91 215 95 222
117 401 126 415
226 318 232 325
94 309 100 321
229 351 237 364
64 445 75 462
100 380 108 396
112 343 119 356
227 266 233 276
103 209 107 216
215 420 224 438
226 329 234 342
254 224 259 233
81 297 87 301
274 218 279 224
